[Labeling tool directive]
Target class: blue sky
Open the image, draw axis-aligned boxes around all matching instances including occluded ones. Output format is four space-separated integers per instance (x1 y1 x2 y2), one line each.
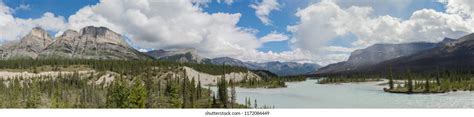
3 0 99 19
3 0 445 53
2 0 471 65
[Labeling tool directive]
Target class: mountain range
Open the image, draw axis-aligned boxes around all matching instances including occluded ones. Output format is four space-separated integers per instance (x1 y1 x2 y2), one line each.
146 50 320 76
4 27 473 76
0 26 150 60
316 33 474 75
0 26 319 76
145 48 210 63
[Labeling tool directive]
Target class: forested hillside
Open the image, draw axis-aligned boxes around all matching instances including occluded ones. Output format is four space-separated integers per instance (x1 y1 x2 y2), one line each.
0 59 258 108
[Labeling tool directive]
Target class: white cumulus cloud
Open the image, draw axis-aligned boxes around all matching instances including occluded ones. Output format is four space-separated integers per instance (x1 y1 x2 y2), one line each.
250 0 281 25
288 0 474 66
0 1 66 43
14 4 30 11
65 0 313 63
259 31 289 43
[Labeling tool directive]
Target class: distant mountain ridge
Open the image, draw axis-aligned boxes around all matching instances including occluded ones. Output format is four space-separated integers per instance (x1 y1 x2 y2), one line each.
0 26 151 60
210 57 320 76
316 41 438 74
145 48 210 63
367 33 474 73
316 33 474 75
145 50 320 76
0 27 319 76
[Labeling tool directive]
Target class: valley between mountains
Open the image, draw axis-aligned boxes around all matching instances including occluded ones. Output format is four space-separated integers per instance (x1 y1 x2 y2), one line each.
2 26 474 108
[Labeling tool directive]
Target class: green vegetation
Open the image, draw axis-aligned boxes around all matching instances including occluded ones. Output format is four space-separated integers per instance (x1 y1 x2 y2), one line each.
383 70 474 94
235 73 307 88
317 74 382 84
0 59 255 108
0 71 223 108
0 59 309 108
319 67 474 94
0 59 247 76
237 76 286 88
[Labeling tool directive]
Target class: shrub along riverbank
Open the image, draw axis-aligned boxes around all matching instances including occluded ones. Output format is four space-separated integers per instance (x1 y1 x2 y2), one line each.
317 68 474 94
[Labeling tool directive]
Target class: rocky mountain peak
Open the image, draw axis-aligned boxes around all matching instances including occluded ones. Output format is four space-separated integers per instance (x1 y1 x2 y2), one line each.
146 48 208 63
2 26 151 60
80 26 114 36
176 48 198 55
437 37 456 47
60 30 80 38
456 33 474 43
78 26 128 46
28 27 52 40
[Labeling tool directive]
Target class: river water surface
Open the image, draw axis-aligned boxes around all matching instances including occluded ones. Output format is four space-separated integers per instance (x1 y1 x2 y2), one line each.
232 79 474 108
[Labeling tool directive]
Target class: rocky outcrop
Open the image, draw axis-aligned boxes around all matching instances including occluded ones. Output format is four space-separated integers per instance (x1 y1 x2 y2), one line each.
1 26 151 60
145 48 209 63
1 27 53 59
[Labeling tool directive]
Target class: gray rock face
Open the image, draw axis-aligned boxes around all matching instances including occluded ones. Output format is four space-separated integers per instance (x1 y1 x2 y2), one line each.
145 48 209 63
40 26 149 60
210 57 246 67
0 26 150 60
1 27 53 59
317 42 437 74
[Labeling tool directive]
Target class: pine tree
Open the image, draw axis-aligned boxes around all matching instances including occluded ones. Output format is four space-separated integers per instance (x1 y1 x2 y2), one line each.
143 71 154 108
254 99 258 109
407 69 414 94
166 79 182 108
181 76 189 108
436 68 441 86
190 77 196 108
51 86 62 108
388 66 394 90
230 79 236 108
211 94 219 108
424 78 430 93
106 78 130 108
26 80 41 108
128 78 147 108
217 77 229 108
196 77 202 99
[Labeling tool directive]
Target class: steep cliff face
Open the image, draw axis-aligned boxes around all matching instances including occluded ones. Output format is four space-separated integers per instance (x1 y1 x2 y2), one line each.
39 26 151 60
145 48 209 63
1 27 53 59
0 26 151 60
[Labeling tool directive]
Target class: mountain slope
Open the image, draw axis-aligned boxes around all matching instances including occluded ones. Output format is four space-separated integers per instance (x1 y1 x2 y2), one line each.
210 57 246 67
364 33 474 73
209 57 320 76
316 42 438 75
145 48 209 63
1 27 53 59
0 26 151 60
39 26 151 60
